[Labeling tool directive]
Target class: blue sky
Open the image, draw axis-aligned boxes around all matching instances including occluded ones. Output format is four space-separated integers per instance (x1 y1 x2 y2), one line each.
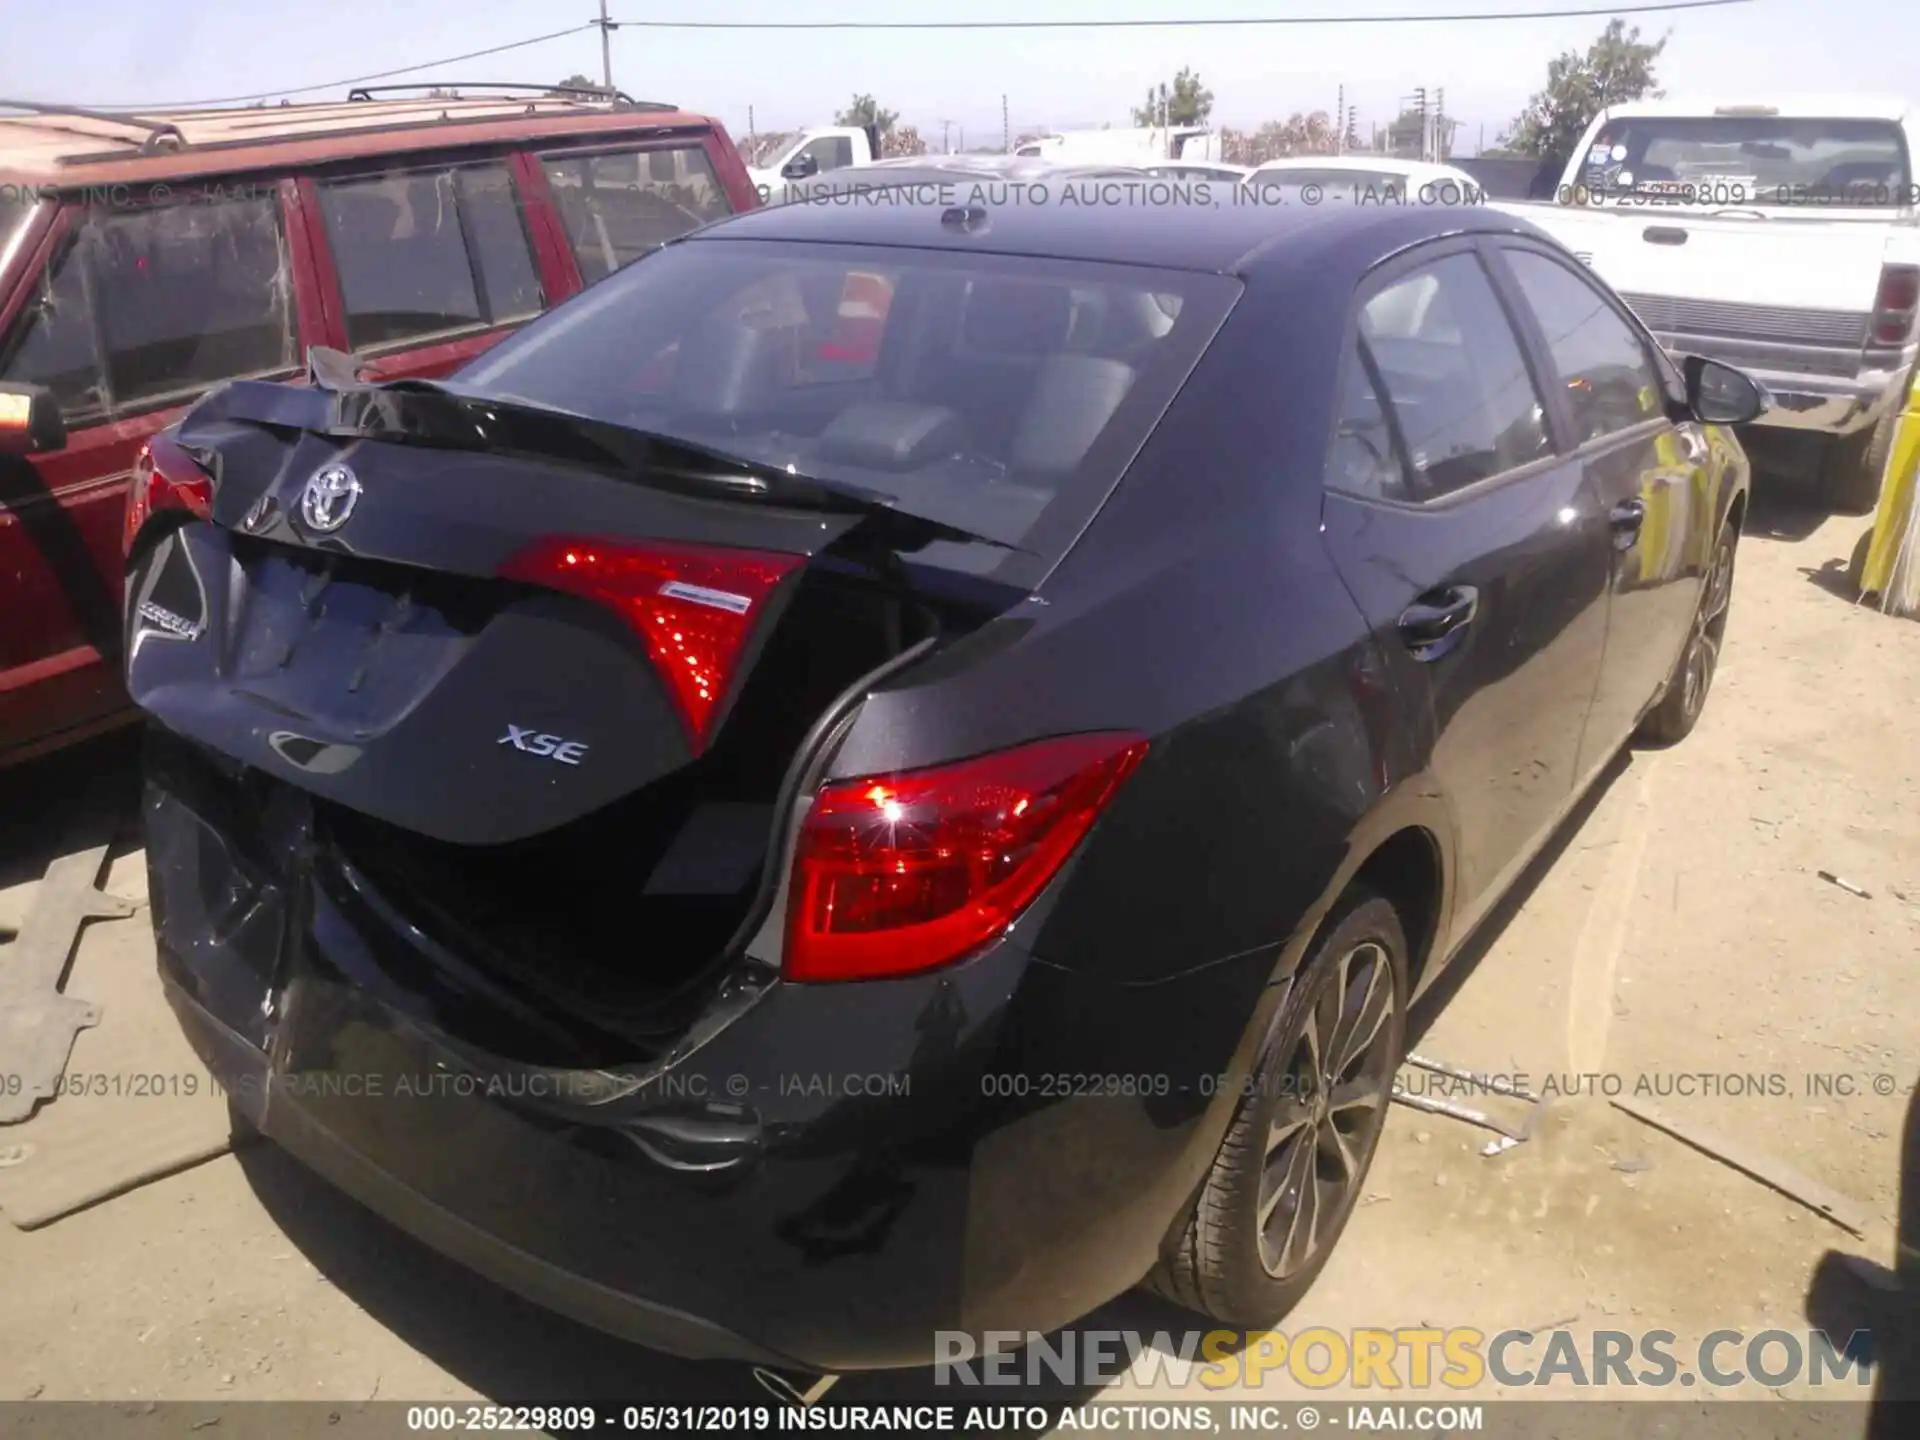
0 1 1903 155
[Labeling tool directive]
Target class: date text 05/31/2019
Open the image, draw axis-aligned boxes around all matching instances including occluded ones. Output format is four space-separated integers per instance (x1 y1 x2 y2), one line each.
401 1402 1486 1433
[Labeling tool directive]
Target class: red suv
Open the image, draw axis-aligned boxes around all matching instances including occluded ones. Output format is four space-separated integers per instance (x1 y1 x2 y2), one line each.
0 86 757 766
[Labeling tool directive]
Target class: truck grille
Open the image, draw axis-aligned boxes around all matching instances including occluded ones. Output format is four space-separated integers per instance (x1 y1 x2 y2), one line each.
1617 293 1870 349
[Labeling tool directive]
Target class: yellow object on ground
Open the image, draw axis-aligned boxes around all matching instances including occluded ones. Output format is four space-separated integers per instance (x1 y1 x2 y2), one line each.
1860 380 1920 603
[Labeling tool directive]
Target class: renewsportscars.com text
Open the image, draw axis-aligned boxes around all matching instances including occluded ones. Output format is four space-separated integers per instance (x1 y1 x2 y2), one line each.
933 1326 1873 1390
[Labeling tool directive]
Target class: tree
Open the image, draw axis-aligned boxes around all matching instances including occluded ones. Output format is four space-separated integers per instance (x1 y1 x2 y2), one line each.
551 73 606 96
884 125 929 157
1385 106 1457 159
835 94 899 136
1504 19 1666 160
1131 68 1213 128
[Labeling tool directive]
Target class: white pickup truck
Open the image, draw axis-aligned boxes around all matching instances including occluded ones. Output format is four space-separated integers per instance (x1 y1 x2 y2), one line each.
746 124 884 202
1497 95 1920 512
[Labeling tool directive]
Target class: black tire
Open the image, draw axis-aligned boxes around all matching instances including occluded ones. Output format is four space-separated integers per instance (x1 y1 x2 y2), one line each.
1637 521 1737 747
1821 410 1897 517
1148 889 1409 1327
1848 529 1877 600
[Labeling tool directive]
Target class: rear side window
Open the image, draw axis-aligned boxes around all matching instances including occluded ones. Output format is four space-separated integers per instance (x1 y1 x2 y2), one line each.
1324 340 1407 500
1356 252 1550 497
539 144 733 287
0 193 296 420
319 163 544 352
1502 248 1663 443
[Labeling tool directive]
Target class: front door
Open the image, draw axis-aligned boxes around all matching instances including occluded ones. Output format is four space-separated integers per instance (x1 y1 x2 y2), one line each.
1490 241 1710 765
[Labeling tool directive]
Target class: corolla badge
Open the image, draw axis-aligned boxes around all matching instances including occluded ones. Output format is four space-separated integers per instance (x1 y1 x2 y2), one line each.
300 464 362 533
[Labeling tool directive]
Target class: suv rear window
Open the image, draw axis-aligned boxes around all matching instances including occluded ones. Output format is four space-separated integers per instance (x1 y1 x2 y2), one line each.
1578 116 1913 205
319 163 544 351
538 144 733 286
453 238 1239 578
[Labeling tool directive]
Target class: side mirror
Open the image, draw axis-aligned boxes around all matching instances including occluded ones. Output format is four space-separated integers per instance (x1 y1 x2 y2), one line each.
1682 354 1768 426
781 153 819 181
0 383 67 456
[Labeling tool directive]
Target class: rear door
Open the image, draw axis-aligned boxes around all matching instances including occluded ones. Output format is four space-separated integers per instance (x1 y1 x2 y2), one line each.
0 183 310 757
1490 240 1709 764
1317 241 1616 940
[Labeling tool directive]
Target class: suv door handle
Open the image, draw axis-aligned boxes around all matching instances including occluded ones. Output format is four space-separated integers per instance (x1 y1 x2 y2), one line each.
1398 584 1479 661
1610 499 1646 548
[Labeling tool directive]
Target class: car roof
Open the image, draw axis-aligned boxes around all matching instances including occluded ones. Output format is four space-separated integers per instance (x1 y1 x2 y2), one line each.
0 92 724 188
692 185 1548 277
1251 156 1476 183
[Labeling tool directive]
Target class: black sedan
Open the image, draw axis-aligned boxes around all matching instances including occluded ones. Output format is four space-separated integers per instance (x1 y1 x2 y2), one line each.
123 190 1758 1371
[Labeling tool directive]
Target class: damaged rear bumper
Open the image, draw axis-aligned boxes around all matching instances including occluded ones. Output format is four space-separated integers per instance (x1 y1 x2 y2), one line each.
145 729 1250 1372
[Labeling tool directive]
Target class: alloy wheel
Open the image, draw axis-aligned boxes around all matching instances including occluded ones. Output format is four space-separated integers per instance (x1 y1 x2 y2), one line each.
1256 940 1399 1280
1682 535 1735 721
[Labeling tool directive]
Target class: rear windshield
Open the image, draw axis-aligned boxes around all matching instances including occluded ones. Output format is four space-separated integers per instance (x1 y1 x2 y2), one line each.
1577 117 1913 206
454 237 1239 578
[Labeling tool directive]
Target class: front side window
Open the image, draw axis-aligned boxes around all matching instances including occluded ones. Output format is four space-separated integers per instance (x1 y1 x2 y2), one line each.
319 162 543 352
1503 248 1663 444
538 144 733 287
0 236 105 420
798 135 856 173
0 192 296 422
1358 252 1550 497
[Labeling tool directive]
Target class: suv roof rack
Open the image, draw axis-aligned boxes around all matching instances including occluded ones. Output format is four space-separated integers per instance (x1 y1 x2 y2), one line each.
0 98 186 154
344 83 677 112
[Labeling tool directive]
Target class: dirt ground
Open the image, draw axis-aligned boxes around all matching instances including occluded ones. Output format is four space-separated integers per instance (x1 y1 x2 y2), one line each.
0 489 1914 1422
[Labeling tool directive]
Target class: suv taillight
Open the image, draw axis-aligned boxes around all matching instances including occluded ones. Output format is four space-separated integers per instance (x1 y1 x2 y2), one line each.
782 732 1149 984
1871 264 1920 345
499 535 803 753
123 433 213 556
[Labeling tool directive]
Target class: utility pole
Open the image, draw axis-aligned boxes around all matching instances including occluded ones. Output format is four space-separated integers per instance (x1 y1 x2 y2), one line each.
1406 87 1428 161
940 119 952 154
597 1 615 94
1436 87 1446 160
1336 85 1344 154
1002 94 1009 153
748 106 755 147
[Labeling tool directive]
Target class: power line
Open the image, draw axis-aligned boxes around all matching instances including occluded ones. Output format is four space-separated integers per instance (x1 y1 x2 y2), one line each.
603 0 1752 30
81 23 596 110
50 0 1750 114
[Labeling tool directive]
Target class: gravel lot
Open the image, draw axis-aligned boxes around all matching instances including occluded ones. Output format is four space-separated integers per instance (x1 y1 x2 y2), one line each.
0 489 1914 1425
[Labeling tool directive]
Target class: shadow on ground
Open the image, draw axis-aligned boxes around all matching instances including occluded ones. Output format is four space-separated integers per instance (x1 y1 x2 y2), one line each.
0 729 142 894
1803 1071 1919 1438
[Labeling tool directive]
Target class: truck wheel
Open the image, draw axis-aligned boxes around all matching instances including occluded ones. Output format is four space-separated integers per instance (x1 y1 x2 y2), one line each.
1821 410 1898 517
1848 529 1876 600
1147 889 1408 1327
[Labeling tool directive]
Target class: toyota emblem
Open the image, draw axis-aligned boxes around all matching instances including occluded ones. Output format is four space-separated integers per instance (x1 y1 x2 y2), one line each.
300 464 362 533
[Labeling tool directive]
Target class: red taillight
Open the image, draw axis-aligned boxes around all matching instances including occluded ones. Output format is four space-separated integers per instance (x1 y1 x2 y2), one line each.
1872 264 1920 344
499 535 804 752
782 732 1150 984
123 432 213 556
